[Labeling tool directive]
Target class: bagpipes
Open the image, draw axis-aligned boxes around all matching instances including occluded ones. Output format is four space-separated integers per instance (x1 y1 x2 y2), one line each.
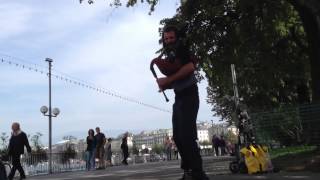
150 46 182 102
150 47 198 102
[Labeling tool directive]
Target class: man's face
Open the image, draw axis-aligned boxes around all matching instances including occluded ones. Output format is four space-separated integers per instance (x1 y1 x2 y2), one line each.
96 128 100 133
12 123 19 132
163 31 177 46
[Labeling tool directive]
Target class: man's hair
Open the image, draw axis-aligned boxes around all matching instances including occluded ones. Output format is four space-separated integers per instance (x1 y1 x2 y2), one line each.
162 25 181 47
162 24 190 61
163 25 178 33
12 122 20 129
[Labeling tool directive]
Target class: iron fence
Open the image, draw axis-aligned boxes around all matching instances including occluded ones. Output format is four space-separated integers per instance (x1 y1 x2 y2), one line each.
12 148 217 176
249 103 320 169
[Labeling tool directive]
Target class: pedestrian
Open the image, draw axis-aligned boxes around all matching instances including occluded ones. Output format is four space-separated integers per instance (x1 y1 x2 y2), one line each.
105 138 113 166
171 137 179 160
219 135 226 156
164 136 172 161
7 122 31 180
120 132 129 165
86 129 96 171
212 135 220 156
226 140 234 156
154 24 209 180
95 127 106 169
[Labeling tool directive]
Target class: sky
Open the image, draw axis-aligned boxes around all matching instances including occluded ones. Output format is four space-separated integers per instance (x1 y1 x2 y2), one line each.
0 0 220 145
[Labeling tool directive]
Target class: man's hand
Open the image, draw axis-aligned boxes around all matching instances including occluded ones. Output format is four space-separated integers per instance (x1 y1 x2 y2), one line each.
27 147 32 154
157 77 172 91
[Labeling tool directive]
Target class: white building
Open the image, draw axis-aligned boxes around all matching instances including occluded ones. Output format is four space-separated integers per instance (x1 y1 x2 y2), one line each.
197 128 210 143
133 129 172 150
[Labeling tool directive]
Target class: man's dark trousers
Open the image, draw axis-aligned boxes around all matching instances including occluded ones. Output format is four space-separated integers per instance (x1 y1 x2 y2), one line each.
8 154 26 180
172 84 203 172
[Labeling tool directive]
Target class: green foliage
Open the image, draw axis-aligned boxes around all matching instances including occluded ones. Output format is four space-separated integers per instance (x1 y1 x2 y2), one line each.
60 145 77 164
26 132 48 165
0 133 9 159
181 0 310 120
131 141 139 155
225 130 238 144
251 105 303 146
30 132 44 152
152 144 164 154
84 0 320 143
199 140 211 146
0 132 9 151
269 145 316 159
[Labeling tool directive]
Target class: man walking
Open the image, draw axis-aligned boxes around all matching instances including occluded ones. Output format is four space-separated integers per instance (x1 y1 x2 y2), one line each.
120 132 129 165
8 122 31 180
95 127 106 169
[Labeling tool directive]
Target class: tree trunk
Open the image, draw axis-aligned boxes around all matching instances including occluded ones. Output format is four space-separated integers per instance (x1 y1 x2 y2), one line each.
289 0 320 103
289 0 320 145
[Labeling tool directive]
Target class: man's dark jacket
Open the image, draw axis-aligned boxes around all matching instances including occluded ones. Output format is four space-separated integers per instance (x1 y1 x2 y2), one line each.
8 131 31 156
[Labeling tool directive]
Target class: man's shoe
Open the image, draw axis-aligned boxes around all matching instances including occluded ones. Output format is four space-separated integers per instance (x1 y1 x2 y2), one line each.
179 171 192 180
191 171 210 180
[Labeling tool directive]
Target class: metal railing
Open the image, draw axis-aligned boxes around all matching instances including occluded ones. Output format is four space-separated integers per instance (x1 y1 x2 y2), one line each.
15 149 218 176
20 152 86 176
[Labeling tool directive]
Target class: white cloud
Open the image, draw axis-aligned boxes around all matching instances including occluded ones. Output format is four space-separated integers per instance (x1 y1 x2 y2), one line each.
0 2 34 40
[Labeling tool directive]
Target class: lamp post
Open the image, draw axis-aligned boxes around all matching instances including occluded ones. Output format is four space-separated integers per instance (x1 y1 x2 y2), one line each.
40 58 60 174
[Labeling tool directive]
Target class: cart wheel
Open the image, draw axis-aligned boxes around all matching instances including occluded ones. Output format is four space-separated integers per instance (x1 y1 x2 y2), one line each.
239 161 248 174
229 161 239 174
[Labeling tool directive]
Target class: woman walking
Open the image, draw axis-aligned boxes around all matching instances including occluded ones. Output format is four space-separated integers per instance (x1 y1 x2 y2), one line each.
86 129 96 171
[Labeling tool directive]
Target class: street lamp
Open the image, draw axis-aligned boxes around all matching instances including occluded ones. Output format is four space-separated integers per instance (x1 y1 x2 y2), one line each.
40 58 60 174
41 106 60 116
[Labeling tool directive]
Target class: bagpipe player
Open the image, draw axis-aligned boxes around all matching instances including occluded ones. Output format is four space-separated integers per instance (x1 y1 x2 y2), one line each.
150 25 209 180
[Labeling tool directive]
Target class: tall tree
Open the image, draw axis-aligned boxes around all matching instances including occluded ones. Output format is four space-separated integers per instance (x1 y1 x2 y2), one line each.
82 0 319 116
0 132 9 150
30 132 44 152
288 0 320 103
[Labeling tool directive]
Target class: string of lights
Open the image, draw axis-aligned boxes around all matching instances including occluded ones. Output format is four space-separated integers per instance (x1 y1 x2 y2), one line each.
0 55 171 113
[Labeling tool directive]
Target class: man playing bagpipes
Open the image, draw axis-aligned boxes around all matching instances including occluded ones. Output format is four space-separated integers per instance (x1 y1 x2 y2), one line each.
150 25 209 180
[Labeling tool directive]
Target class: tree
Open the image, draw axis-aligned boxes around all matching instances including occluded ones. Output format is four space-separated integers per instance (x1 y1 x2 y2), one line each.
82 0 320 143
60 145 76 164
199 140 211 146
251 105 303 146
0 132 9 150
225 130 238 144
82 0 320 104
131 140 139 155
152 144 164 154
288 0 320 103
27 132 48 165
30 132 44 152
62 135 77 141
0 132 9 157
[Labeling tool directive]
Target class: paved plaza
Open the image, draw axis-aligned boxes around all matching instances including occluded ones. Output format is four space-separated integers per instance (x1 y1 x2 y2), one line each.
24 156 319 180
